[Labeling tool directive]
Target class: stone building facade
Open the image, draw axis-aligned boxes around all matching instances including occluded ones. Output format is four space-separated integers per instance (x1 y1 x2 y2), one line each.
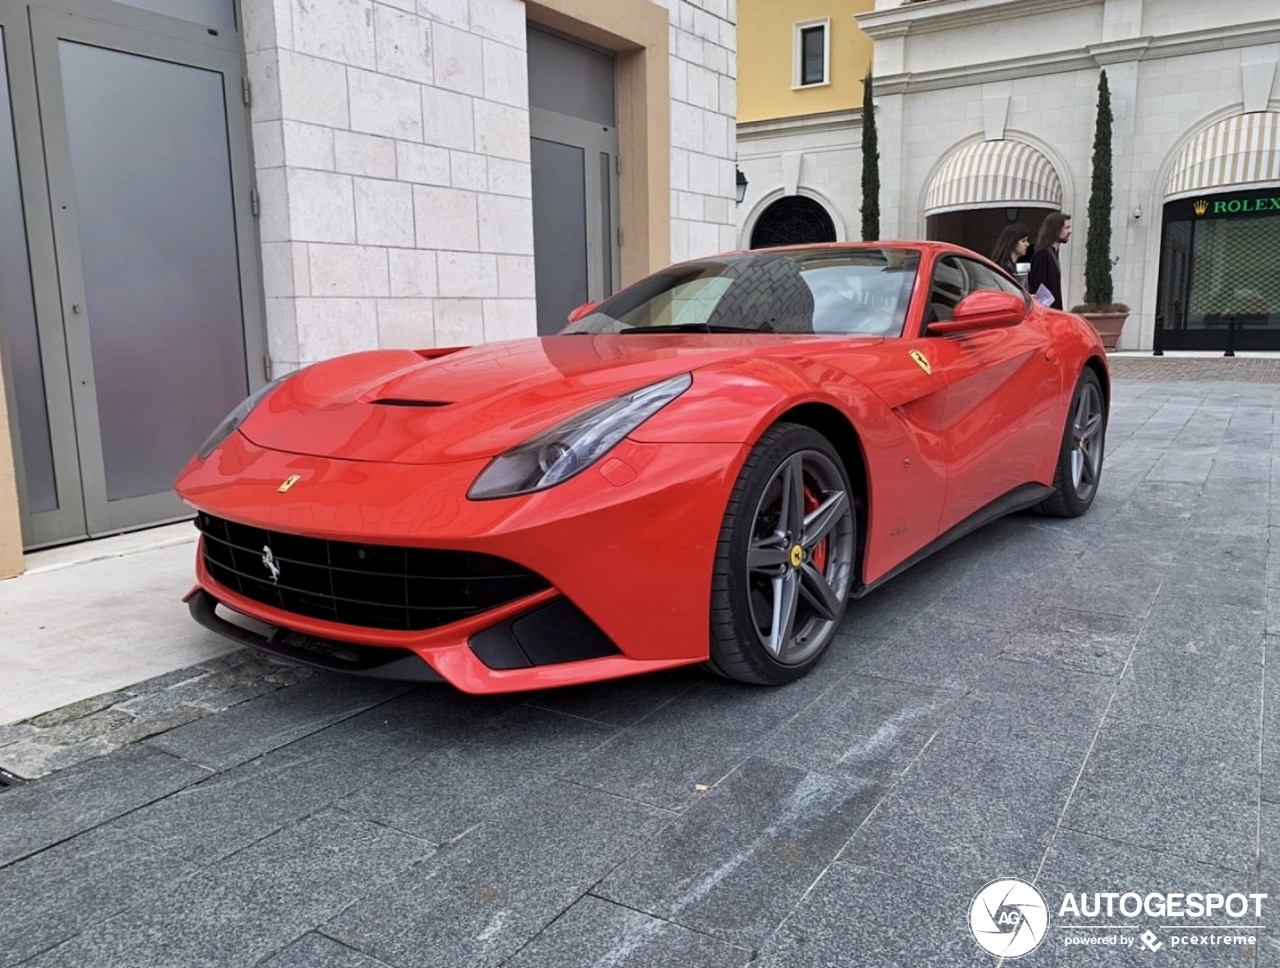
0 0 737 576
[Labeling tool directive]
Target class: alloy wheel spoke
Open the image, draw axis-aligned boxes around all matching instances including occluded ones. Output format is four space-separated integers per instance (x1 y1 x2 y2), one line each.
798 562 841 621
801 490 848 549
749 538 792 573
767 572 801 656
1079 443 1098 487
1073 390 1093 429
1077 412 1102 441
778 456 806 539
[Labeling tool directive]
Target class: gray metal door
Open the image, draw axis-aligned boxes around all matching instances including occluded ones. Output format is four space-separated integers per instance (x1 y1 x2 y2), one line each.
0 3 261 545
528 28 620 335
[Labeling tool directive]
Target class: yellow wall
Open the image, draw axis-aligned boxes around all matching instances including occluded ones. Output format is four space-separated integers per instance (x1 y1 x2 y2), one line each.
737 0 874 123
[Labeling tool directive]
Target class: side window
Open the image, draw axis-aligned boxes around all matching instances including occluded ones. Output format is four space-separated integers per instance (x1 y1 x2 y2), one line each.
926 256 968 324
960 258 1026 299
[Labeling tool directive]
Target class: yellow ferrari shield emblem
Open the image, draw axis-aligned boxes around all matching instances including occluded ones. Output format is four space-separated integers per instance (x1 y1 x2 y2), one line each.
790 544 804 568
278 474 301 493
909 350 932 375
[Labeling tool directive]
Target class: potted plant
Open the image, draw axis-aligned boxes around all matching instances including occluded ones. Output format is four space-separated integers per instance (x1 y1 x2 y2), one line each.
1070 70 1129 350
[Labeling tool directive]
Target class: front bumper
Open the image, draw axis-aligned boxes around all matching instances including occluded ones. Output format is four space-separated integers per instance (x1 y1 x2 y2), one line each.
177 432 748 693
186 587 444 681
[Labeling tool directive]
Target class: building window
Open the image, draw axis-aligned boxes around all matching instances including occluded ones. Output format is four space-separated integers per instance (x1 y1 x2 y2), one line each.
750 196 837 248
794 20 829 88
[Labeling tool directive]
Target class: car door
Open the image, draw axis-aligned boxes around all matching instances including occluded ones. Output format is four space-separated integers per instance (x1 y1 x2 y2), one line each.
920 255 1060 532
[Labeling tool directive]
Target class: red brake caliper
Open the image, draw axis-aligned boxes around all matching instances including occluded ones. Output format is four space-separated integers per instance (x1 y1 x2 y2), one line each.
804 488 828 573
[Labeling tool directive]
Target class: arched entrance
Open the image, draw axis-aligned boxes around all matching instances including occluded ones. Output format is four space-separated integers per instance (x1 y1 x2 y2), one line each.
923 139 1063 258
1157 113 1280 351
750 196 836 249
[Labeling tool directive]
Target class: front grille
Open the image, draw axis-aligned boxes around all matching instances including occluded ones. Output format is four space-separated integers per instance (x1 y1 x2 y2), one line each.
196 512 550 632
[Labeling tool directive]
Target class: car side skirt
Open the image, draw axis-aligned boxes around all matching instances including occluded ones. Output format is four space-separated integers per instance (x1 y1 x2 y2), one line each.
853 482 1055 599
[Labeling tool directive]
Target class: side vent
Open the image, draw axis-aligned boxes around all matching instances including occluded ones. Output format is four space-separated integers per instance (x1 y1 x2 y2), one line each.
371 399 452 407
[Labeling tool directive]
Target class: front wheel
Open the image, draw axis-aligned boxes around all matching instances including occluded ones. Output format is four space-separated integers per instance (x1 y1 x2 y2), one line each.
708 425 857 685
1039 368 1106 517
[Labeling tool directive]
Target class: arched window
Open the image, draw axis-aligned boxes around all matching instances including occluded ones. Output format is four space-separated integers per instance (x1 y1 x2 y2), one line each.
750 196 836 249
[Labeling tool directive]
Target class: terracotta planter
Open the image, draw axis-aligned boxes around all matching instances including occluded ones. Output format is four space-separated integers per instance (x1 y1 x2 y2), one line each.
1077 312 1128 351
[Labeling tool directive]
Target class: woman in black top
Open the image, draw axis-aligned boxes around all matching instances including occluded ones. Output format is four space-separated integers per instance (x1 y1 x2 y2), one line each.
990 224 1031 284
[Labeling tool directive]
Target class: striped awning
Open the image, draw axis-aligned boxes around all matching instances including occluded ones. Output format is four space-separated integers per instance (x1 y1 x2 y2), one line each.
1166 113 1280 198
924 140 1062 215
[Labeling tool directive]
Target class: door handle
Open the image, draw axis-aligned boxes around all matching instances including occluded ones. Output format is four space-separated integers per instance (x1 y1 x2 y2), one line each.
71 303 81 314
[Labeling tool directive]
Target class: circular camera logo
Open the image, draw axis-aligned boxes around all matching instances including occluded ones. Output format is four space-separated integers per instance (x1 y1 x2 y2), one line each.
969 878 1049 958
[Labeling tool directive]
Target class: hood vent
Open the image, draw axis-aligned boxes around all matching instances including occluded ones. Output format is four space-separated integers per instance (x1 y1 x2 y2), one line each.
371 398 452 407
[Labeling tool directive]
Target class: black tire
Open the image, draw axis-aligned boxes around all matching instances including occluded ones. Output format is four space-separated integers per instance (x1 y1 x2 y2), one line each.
707 424 857 684
1038 368 1106 517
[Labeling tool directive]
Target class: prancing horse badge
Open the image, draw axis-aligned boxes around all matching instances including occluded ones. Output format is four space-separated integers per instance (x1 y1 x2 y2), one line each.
909 350 932 375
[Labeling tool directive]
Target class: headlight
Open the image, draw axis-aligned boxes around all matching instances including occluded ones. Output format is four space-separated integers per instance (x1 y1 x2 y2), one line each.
196 373 292 460
468 373 692 499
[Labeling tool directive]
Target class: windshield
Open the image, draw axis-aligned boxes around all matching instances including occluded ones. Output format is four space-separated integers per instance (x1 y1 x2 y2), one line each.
564 248 921 337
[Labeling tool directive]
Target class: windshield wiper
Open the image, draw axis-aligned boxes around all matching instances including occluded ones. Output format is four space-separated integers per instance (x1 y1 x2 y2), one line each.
616 323 767 334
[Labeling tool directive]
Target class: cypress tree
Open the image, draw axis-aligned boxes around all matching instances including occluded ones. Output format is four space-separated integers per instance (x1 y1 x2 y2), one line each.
1083 70 1113 306
860 69 880 242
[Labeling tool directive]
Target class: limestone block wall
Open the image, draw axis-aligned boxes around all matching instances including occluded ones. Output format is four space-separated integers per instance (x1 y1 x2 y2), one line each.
668 0 740 261
240 0 737 372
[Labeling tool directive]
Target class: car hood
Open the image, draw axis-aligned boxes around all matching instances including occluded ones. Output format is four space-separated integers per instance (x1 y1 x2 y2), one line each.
239 334 867 464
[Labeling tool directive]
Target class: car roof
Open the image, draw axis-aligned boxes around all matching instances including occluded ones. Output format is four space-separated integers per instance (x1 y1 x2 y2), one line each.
693 240 969 263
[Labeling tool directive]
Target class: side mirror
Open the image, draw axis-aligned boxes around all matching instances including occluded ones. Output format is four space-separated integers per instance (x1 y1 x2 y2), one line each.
567 301 598 324
928 290 1026 335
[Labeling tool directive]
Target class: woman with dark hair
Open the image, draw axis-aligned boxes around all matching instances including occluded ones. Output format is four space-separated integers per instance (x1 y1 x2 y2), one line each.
990 224 1031 283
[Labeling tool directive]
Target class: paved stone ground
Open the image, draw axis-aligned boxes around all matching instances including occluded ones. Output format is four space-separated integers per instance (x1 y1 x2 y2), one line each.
1 376 1278 967
1109 355 1280 382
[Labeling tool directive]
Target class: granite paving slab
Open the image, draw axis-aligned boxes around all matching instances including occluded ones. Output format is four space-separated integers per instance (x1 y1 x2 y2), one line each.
322 781 674 968
0 650 316 779
941 656 1117 750
258 934 397 968
24 810 433 968
335 704 620 845
565 652 863 812
756 674 961 782
1063 720 1258 873
503 895 750 968
595 757 885 946
106 701 466 865
750 862 975 967
839 729 1085 891
0 744 208 867
1108 644 1263 737
142 673 412 770
1033 827 1258 967
0 824 199 967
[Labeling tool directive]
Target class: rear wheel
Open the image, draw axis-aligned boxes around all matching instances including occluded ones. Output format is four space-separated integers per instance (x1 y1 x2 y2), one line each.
708 425 857 684
1039 368 1106 517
